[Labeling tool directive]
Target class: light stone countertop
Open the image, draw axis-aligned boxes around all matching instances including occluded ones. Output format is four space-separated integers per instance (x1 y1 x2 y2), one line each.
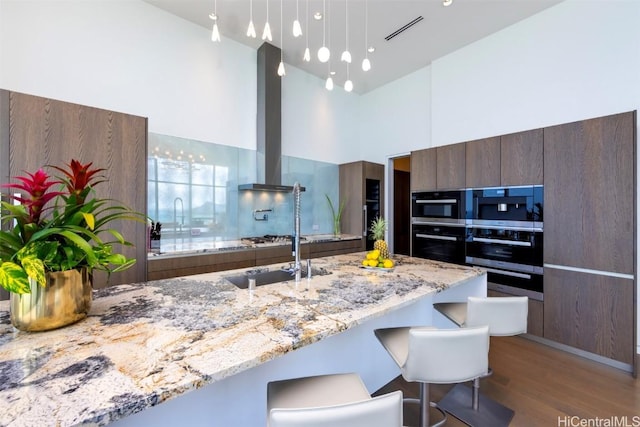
0 252 484 426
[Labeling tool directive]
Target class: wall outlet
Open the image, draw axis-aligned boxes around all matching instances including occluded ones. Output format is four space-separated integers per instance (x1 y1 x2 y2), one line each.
312 224 319 231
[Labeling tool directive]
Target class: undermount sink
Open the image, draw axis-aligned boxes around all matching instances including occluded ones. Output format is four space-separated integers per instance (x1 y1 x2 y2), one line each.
224 267 330 289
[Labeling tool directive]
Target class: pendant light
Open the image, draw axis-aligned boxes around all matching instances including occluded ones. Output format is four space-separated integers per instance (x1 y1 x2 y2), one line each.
325 10 333 90
278 0 286 76
317 0 330 63
344 64 353 92
303 0 311 61
210 0 220 42
262 0 273 41
362 0 371 71
293 0 303 37
341 0 351 63
247 0 256 38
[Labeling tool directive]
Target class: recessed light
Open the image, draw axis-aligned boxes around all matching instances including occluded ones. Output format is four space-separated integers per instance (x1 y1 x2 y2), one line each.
314 12 323 20
367 46 375 53
209 13 217 21
330 71 336 75
443 0 453 6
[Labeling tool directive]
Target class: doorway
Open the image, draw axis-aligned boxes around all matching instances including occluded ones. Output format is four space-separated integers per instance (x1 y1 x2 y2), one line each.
393 156 411 256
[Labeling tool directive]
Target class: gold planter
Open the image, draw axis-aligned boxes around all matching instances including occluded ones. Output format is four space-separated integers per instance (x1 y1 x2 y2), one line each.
10 268 93 332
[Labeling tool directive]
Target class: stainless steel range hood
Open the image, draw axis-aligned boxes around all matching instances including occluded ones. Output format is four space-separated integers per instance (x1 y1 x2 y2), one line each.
239 43 304 192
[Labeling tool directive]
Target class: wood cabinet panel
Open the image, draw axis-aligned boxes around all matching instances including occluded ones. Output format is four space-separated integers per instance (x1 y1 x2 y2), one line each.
339 161 384 251
7 91 148 289
147 250 255 281
500 128 543 186
410 148 437 191
487 289 543 337
465 137 500 188
543 112 635 273
309 239 362 258
543 267 634 364
436 143 466 190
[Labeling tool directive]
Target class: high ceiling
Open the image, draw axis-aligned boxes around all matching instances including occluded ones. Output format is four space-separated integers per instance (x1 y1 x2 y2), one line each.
143 0 564 94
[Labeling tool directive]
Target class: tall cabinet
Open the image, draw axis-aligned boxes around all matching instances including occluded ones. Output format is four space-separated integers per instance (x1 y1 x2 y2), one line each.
0 90 148 299
543 111 636 366
339 161 384 251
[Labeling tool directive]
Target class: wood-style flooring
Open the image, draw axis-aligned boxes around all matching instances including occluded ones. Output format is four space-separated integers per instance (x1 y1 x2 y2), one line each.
373 336 640 426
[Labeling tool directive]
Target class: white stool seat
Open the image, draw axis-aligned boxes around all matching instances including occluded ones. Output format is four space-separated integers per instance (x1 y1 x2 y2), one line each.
375 326 490 427
434 296 529 427
267 373 403 427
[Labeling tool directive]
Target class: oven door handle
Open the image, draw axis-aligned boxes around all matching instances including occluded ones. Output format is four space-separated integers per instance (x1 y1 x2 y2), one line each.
415 233 458 242
471 237 532 247
483 267 532 280
415 199 457 204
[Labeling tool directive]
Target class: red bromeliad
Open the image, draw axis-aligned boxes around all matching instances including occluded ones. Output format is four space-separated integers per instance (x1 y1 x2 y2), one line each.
3 169 63 227
51 159 106 205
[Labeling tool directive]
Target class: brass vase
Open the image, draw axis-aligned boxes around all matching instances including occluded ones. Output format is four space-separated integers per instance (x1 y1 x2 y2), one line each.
10 268 93 332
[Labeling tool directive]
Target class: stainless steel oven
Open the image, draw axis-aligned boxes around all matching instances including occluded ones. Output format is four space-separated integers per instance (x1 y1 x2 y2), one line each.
465 223 544 301
412 190 468 223
412 221 466 264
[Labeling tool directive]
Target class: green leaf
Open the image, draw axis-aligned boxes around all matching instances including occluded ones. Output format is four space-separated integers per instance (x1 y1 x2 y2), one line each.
20 256 46 287
0 262 31 294
57 230 99 267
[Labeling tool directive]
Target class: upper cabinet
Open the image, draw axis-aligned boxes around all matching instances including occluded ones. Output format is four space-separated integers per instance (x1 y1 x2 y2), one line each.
500 129 544 186
410 148 437 191
436 142 466 190
465 136 500 188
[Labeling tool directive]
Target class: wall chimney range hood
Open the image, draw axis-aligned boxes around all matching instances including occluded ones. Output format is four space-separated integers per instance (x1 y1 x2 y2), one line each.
239 43 304 193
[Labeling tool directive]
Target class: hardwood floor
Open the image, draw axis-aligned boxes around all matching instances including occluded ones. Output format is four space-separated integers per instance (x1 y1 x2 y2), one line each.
374 336 640 426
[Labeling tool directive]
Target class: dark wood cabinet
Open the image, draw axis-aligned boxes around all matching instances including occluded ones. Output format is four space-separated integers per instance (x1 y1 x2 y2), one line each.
488 289 544 337
544 112 635 274
0 90 148 297
543 111 636 366
465 136 501 188
410 148 437 191
436 143 466 190
500 128 544 186
339 161 384 251
543 267 634 365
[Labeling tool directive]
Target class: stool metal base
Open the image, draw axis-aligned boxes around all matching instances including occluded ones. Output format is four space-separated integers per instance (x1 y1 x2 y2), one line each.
437 384 514 427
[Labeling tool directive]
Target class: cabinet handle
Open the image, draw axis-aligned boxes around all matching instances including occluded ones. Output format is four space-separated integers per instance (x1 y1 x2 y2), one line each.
471 237 532 247
362 204 367 237
416 199 457 204
415 233 457 242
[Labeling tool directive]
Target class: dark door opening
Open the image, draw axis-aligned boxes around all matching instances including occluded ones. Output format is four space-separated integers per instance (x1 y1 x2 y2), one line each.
393 157 411 256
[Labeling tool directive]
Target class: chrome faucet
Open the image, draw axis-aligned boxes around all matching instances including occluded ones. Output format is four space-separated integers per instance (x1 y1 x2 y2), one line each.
292 182 302 282
174 197 184 245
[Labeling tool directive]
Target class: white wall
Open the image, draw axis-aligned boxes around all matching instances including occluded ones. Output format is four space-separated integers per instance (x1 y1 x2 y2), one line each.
0 0 358 163
358 66 431 164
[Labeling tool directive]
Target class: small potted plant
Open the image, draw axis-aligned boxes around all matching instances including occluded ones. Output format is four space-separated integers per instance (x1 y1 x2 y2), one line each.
0 159 143 331
325 194 345 237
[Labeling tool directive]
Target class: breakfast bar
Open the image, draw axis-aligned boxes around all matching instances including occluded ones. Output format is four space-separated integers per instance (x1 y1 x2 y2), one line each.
0 253 486 426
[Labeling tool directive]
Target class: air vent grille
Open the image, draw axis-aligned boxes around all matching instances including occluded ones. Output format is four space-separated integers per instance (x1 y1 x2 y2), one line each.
385 16 424 41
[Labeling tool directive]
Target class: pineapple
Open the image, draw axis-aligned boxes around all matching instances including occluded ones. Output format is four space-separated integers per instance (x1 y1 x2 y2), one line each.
369 216 390 259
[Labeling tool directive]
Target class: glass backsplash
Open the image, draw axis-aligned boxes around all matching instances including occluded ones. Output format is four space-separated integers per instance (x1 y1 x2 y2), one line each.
148 133 339 253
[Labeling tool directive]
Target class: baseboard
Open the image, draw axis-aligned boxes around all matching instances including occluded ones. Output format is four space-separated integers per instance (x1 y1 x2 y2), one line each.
522 334 633 374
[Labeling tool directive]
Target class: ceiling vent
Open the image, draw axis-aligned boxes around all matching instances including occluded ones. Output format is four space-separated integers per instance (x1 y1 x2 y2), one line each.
384 16 424 41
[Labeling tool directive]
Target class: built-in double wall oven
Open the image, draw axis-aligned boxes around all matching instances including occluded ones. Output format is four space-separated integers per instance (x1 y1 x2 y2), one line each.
466 185 544 301
411 190 468 265
411 186 544 301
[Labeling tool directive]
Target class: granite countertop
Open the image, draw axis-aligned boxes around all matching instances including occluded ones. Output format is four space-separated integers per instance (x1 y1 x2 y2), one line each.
0 252 484 426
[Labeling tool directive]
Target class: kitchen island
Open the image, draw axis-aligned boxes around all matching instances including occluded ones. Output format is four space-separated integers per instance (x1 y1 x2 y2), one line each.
0 253 486 426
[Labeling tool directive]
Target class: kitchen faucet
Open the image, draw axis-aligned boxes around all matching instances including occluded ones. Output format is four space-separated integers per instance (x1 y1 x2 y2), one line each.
174 197 184 245
292 182 302 282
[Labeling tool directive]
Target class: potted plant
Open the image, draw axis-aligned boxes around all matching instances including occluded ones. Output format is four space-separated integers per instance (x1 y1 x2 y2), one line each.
325 194 345 237
0 159 143 331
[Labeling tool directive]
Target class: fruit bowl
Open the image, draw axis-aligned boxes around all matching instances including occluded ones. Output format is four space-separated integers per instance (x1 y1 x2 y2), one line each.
361 249 395 270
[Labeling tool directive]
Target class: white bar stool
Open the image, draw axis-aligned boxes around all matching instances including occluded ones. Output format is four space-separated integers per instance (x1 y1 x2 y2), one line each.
267 373 403 427
434 296 528 426
374 325 490 427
